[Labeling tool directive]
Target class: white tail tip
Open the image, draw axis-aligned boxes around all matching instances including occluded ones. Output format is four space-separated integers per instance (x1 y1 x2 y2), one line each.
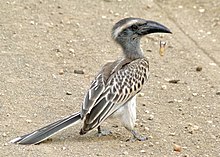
9 137 22 144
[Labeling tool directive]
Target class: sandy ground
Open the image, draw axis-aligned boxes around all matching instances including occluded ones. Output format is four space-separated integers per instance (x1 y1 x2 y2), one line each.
0 0 220 156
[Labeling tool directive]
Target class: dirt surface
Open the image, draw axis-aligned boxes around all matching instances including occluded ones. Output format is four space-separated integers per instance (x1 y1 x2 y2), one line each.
1 0 220 156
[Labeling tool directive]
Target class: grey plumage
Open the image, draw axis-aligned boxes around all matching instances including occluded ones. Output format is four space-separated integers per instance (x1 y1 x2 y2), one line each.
10 17 171 145
80 57 149 135
10 113 81 145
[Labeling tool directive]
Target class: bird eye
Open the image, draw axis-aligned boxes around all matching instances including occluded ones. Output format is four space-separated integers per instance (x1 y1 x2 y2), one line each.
121 30 128 36
131 25 138 31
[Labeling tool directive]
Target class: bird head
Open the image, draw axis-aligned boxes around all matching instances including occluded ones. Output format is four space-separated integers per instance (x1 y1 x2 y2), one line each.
112 18 171 50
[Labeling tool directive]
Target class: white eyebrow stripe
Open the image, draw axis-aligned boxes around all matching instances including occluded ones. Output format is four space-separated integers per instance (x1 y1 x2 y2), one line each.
113 19 139 39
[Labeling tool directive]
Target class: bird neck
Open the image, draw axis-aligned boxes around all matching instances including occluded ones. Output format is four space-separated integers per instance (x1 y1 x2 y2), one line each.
121 39 144 60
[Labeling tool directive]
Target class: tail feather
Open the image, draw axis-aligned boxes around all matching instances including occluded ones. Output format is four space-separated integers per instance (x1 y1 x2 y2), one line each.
10 112 81 145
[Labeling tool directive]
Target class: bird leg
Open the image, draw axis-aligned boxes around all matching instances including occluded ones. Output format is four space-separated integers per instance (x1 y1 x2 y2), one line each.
127 130 148 142
96 126 112 137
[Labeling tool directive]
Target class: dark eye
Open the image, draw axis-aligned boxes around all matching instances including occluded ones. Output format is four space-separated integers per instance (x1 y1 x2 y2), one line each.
121 30 128 36
131 25 138 31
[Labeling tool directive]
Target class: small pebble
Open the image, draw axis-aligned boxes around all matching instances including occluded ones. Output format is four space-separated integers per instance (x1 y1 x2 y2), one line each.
187 124 199 134
149 142 154 147
140 150 146 153
25 63 30 67
4 143 8 146
192 93 198 96
209 62 217 66
144 110 150 113
177 99 183 103
144 127 149 131
161 85 167 90
192 125 199 130
122 151 128 155
196 66 202 72
210 134 216 139
74 70 84 74
168 100 174 103
138 92 145 97
76 23 80 27
168 79 180 84
216 91 220 95
178 107 182 111
207 120 213 124
68 48 75 53
30 21 35 25
59 69 64 75
114 13 119 16
26 119 32 123
52 74 57 79
169 132 176 136
96 153 102 156
66 91 72 95
173 144 182 152
148 115 154 120
199 8 205 13
2 132 7 137
148 135 153 139
212 39 216 42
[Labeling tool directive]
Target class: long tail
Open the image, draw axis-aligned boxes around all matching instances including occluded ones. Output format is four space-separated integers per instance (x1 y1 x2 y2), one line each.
10 112 81 145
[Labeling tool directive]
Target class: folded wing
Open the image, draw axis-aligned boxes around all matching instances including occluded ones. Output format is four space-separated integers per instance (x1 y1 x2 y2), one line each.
80 58 149 134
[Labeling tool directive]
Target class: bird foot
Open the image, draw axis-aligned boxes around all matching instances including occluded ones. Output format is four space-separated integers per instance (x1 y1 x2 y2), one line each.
127 130 148 142
96 129 112 137
96 126 112 137
127 135 148 142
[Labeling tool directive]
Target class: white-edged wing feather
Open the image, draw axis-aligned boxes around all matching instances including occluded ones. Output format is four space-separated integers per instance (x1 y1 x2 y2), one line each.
80 58 149 133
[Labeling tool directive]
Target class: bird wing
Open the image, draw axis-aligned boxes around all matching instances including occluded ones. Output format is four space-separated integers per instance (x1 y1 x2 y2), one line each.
81 58 131 118
80 57 149 133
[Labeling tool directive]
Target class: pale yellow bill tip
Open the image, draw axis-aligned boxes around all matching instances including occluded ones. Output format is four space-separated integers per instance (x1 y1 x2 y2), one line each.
159 41 167 56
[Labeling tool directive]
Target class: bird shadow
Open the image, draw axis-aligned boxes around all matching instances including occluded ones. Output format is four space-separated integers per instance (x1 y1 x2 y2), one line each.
39 130 120 145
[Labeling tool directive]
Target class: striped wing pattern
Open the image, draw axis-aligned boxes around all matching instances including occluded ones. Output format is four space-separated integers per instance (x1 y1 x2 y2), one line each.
80 58 149 134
